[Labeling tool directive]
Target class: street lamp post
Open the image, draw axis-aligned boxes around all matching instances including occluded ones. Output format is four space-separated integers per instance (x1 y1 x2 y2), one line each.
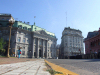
7 17 15 57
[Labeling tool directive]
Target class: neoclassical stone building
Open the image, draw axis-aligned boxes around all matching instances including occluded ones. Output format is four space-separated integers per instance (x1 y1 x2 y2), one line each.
0 14 57 58
60 27 84 58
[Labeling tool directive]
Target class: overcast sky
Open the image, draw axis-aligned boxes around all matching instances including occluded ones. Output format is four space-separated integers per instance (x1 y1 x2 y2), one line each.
0 0 100 44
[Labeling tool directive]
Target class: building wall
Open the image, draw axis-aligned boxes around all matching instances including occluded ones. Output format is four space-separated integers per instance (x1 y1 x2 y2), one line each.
84 30 100 54
0 14 12 20
0 27 57 58
60 27 84 58
0 13 57 58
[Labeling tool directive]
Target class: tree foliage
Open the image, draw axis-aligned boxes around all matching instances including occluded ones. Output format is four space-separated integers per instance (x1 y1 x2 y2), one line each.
0 38 6 54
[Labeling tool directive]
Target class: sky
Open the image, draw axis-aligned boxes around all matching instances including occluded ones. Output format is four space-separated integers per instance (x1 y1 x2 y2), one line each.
0 0 100 45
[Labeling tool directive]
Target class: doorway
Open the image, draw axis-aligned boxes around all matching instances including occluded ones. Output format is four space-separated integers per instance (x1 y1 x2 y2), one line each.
39 49 42 57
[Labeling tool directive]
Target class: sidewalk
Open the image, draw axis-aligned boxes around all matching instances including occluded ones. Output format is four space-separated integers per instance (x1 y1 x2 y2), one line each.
0 58 50 75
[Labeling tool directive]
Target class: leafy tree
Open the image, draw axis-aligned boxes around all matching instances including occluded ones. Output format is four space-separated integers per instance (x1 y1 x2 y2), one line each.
0 38 6 55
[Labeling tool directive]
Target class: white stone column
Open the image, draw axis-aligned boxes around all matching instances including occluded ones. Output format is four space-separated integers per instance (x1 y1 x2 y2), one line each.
32 38 35 58
42 40 44 58
46 40 48 58
15 43 17 57
15 32 18 57
37 38 39 58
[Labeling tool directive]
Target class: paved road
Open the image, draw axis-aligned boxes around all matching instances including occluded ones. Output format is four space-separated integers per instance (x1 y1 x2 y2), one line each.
46 59 100 75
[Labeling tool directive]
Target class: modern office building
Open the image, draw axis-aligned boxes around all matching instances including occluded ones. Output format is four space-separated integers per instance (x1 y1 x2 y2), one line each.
0 13 57 58
84 28 100 54
60 27 84 58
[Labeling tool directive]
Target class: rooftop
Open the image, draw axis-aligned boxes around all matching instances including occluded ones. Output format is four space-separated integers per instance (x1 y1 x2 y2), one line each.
0 13 11 16
87 31 99 39
64 27 82 32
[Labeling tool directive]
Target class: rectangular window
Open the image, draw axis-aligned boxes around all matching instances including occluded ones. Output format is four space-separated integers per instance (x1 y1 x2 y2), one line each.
39 39 42 45
18 37 21 42
66 43 67 46
6 19 9 21
27 40 29 43
28 28 31 31
19 31 21 34
24 33 26 35
34 38 37 44
19 26 22 29
18 25 22 29
24 27 27 30
48 53 49 57
48 43 49 47
23 47 25 49
2 18 4 20
22 51 25 55
23 38 26 43
99 42 100 45
17 46 20 49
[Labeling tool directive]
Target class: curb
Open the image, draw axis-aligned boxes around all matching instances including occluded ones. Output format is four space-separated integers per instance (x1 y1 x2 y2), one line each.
45 60 78 75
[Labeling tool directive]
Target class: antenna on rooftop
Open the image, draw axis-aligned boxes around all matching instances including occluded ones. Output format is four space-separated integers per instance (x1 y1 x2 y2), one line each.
65 12 67 27
34 16 36 25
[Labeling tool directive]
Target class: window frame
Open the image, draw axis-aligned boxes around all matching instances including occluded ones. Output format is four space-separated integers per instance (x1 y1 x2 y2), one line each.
18 37 21 42
23 38 26 43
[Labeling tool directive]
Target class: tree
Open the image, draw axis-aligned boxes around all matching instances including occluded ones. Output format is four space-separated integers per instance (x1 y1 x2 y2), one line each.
0 38 6 55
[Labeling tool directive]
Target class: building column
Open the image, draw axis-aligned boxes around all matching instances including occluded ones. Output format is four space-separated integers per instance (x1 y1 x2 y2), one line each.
37 38 39 58
15 32 18 57
15 43 17 57
45 40 48 58
32 38 35 58
42 40 44 58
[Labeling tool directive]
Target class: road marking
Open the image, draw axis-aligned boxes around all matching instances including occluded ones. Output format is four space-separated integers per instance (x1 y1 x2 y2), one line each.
45 60 78 75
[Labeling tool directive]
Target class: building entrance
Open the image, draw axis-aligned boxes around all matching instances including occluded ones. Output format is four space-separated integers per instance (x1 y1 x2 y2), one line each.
39 49 42 57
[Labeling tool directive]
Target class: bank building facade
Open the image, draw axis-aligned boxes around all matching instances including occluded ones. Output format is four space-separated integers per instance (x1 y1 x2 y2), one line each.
0 14 57 58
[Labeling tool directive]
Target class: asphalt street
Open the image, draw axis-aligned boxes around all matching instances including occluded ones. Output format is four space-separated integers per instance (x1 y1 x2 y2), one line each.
46 59 100 75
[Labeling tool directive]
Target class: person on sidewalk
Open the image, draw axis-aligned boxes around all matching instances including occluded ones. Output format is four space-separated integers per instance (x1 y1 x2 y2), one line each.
17 47 22 59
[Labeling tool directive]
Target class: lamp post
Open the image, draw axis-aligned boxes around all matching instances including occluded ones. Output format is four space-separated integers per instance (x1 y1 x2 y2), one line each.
7 17 15 57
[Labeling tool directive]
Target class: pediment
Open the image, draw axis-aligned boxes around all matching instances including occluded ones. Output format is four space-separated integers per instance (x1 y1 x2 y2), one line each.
40 30 48 35
36 30 48 36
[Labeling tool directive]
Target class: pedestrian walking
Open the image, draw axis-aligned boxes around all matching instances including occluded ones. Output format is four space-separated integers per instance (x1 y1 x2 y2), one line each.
17 47 22 59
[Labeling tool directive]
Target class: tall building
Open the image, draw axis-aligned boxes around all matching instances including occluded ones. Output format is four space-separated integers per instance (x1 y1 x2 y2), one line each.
60 27 84 58
84 28 100 54
0 13 57 58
